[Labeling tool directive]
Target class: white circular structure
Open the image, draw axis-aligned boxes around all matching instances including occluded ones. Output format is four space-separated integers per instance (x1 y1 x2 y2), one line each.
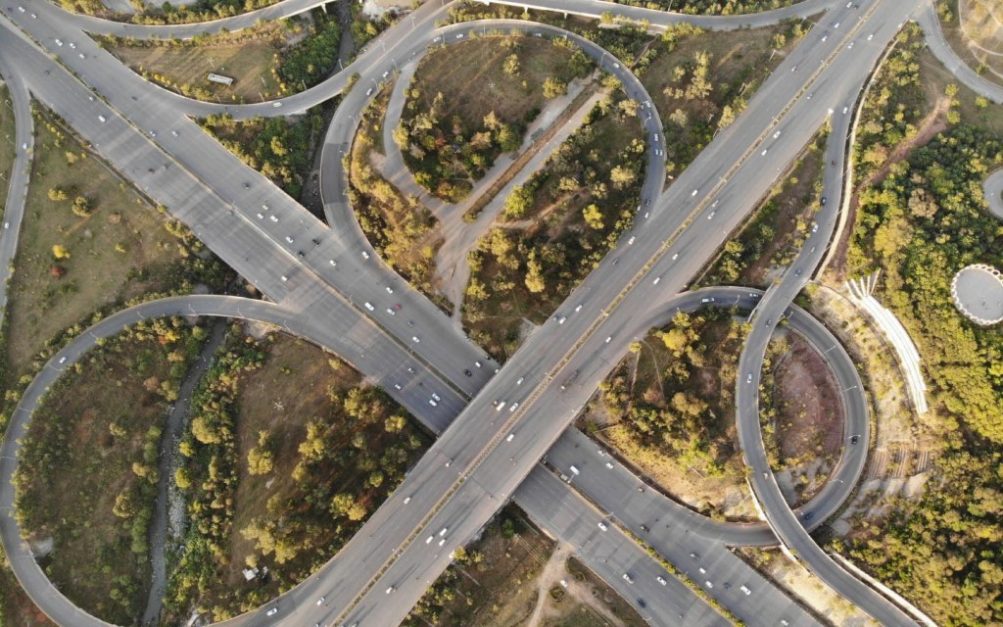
952 264 1003 325
983 169 1003 221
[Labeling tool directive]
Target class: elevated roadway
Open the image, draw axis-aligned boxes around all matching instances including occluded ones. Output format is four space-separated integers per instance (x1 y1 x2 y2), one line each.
0 0 918 621
0 54 32 325
733 7 925 624
271 2 925 625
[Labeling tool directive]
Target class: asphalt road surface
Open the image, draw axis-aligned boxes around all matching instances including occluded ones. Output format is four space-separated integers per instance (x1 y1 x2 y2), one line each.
276 2 927 625
0 54 31 326
732 2 924 624
0 0 925 624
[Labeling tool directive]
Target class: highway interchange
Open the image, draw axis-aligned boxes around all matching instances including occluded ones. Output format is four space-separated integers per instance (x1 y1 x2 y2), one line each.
0 0 945 625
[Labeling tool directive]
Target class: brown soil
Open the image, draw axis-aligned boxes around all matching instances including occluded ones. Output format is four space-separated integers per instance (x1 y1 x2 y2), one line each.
768 330 844 505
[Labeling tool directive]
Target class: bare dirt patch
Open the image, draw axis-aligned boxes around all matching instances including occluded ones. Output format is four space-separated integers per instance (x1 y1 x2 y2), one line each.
765 329 844 506
108 22 292 103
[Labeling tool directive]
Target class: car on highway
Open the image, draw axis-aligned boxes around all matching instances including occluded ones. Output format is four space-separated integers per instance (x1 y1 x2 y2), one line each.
597 521 608 531
266 607 278 617
746 373 753 384
656 576 668 586
740 584 752 596
316 596 325 606
605 461 614 469
411 335 420 343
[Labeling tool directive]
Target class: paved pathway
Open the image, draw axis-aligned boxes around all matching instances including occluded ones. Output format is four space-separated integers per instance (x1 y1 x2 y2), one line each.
918 0 1003 104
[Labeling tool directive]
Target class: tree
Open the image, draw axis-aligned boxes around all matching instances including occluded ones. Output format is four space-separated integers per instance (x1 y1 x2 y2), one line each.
503 185 533 219
112 490 136 519
47 187 68 202
610 165 636 190
542 76 567 99
174 467 192 490
524 250 546 293
51 244 70 261
582 203 604 230
247 430 275 475
503 53 520 76
385 415 407 433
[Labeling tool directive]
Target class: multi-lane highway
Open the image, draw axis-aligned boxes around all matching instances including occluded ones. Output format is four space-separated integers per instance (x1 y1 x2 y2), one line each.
267 1 927 625
0 0 935 625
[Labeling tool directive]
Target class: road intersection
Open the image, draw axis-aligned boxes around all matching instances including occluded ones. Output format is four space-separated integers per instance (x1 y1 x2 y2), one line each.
0 0 937 625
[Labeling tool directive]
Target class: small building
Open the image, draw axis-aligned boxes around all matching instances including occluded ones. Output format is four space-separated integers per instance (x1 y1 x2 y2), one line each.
207 72 235 86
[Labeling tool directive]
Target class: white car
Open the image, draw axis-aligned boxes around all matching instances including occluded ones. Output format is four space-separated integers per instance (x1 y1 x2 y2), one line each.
652 276 661 285
622 573 633 584
426 535 434 544
273 102 283 108
740 584 752 596
365 87 374 96
411 335 420 343
604 336 612 343
597 521 608 531
361 250 370 260
364 302 375 311
557 315 567 324
509 402 520 412
385 286 394 294
58 356 67 364
657 576 668 586
605 461 614 469
691 189 699 197
266 608 278 617
428 399 438 407
316 596 325 606
285 235 294 244
269 215 278 222
97 114 106 123
54 38 63 47
403 496 411 504
495 401 507 412
431 392 441 401
627 236 635 245
516 377 524 385
506 433 515 442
